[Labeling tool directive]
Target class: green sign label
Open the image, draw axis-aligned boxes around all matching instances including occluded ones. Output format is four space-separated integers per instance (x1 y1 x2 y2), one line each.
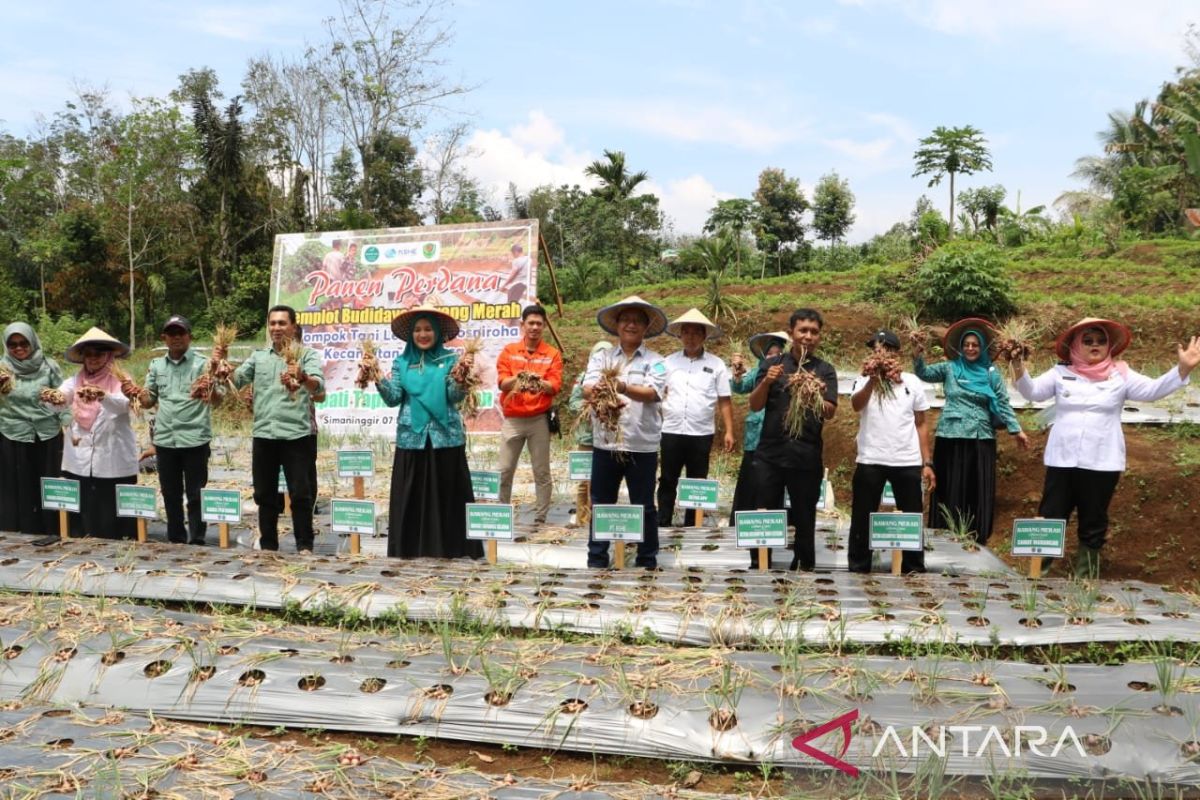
331 499 376 535
200 489 242 524
734 510 787 548
880 481 896 507
115 485 158 519
1011 518 1066 557
277 467 288 495
868 512 924 551
470 470 501 500
466 503 514 541
591 504 644 542
676 478 719 511
475 389 496 410
41 477 81 512
568 451 592 481
336 449 374 478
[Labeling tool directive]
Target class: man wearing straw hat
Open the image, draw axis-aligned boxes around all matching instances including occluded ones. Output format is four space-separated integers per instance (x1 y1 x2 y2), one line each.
583 295 668 569
230 305 325 554
657 308 733 528
495 304 563 526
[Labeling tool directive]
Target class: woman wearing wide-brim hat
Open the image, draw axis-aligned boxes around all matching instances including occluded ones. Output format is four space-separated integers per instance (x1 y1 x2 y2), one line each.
0 322 69 534
729 330 789 517
1013 318 1200 578
376 305 482 560
913 317 1029 545
45 327 138 539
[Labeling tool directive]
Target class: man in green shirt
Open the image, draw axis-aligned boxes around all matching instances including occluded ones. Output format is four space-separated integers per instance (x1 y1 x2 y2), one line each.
135 315 218 545
230 305 325 553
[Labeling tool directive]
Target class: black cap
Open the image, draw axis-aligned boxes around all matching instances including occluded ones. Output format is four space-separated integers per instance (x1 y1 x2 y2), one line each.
865 329 900 350
161 315 192 334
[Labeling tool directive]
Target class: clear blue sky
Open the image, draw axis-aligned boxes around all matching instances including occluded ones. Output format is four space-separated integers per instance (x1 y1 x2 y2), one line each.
3 1 1195 240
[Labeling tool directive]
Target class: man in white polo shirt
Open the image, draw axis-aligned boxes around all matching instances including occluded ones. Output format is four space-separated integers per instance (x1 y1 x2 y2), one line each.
658 309 734 527
847 329 936 573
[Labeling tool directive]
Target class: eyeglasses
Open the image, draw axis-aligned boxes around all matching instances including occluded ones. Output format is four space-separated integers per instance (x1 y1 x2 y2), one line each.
1081 336 1108 346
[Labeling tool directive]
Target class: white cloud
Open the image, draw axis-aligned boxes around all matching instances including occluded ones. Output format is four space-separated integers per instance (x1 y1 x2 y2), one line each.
867 0 1194 59
822 137 894 163
614 103 799 151
185 4 306 44
646 174 732 236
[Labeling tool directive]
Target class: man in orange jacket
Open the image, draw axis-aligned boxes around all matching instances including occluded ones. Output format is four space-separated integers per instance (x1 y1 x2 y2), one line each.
496 305 563 524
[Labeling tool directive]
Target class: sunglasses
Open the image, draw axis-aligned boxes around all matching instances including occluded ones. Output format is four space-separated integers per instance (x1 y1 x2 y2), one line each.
6 340 30 350
1080 335 1108 346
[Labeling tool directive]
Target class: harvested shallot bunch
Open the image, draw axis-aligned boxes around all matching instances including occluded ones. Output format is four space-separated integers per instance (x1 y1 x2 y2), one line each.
728 338 748 379
191 324 239 403
783 351 827 437
0 365 13 396
279 338 302 400
580 363 625 448
39 387 66 406
994 318 1036 363
354 338 382 389
450 337 484 416
861 351 902 401
76 385 107 403
513 370 543 393
900 315 931 353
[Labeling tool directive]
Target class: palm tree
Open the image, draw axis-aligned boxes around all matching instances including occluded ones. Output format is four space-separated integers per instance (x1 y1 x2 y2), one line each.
584 150 648 201
912 125 993 238
704 198 757 277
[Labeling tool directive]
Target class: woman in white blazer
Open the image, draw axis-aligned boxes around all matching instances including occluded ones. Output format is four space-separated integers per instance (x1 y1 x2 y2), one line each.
1012 317 1200 578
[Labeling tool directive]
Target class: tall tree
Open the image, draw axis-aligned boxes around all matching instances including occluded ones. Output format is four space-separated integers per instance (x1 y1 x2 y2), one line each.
957 185 1006 235
703 198 756 276
810 172 856 245
912 125 993 238
192 94 246 296
584 150 648 201
318 0 469 213
752 167 808 276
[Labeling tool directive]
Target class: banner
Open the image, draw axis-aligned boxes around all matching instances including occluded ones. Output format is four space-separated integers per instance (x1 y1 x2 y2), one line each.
270 220 539 437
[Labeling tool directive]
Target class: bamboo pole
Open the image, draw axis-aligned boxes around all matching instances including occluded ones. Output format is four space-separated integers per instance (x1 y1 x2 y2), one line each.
537 233 564 318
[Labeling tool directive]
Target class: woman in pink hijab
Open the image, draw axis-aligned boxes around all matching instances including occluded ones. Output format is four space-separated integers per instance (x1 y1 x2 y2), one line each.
1012 318 1200 578
48 328 139 539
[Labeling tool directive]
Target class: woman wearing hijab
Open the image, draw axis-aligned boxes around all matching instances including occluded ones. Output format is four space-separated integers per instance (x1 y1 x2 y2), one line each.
729 330 788 516
913 318 1029 544
0 323 68 534
376 306 482 559
1013 319 1200 577
49 328 138 539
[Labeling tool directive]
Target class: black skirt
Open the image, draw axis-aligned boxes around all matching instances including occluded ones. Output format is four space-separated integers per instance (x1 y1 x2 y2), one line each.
387 443 482 559
928 436 997 544
62 471 138 540
0 432 64 534
730 449 758 514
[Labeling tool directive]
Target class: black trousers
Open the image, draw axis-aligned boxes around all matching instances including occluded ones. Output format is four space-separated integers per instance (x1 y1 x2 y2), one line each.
753 458 822 570
588 448 659 569
1038 466 1121 550
657 432 713 527
252 436 316 551
0 432 62 535
62 472 137 539
848 463 926 573
730 449 757 514
157 443 210 544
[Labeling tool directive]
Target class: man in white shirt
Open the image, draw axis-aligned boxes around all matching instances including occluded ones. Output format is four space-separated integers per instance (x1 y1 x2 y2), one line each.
657 309 733 527
583 295 668 569
847 330 936 573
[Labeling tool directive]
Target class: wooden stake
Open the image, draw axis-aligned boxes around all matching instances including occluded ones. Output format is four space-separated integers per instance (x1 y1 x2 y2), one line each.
1029 556 1043 579
136 518 147 544
535 300 567 358
350 533 361 555
283 493 291 515
695 509 705 528
353 476 364 500
486 539 497 566
758 546 768 572
891 550 903 576
218 522 229 549
614 540 625 570
59 510 69 541
537 233 565 318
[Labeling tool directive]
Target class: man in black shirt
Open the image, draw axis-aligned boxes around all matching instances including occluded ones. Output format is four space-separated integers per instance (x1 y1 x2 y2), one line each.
748 308 838 570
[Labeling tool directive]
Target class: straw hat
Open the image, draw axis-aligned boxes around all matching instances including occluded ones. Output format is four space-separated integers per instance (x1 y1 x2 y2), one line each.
595 295 668 338
1055 317 1131 362
943 317 997 360
749 330 790 359
65 327 130 363
391 304 461 342
666 307 722 339
589 340 613 356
